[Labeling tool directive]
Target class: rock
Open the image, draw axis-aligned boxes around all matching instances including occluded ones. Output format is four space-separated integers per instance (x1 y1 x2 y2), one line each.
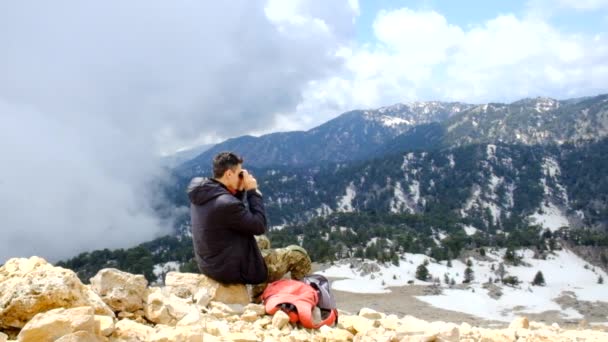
208 301 239 315
288 330 311 342
224 332 259 342
144 287 173 325
318 325 354 341
203 320 231 336
164 272 249 305
54 331 104 342
509 316 529 329
93 315 114 337
112 319 154 341
358 308 384 320
244 303 266 316
395 315 430 335
17 306 96 342
253 316 272 330
143 287 198 326
150 325 204 342
176 310 201 326
271 310 290 330
0 257 113 329
477 327 515 342
241 310 259 322
89 268 147 313
339 315 376 335
379 314 401 330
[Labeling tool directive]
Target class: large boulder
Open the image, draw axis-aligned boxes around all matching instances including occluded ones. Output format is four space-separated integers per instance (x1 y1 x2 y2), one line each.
89 268 148 313
0 257 114 329
16 306 100 342
164 272 249 305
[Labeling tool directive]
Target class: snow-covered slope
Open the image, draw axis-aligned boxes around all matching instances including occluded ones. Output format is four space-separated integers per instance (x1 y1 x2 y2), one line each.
320 247 608 322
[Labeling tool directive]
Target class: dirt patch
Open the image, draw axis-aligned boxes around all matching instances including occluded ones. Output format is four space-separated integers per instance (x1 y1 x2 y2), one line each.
332 283 506 328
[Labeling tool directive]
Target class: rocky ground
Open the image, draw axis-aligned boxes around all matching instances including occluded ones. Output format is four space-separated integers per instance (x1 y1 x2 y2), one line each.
1 256 608 341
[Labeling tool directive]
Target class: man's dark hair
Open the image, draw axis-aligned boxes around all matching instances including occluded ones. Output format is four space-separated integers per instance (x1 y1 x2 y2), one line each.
213 152 243 178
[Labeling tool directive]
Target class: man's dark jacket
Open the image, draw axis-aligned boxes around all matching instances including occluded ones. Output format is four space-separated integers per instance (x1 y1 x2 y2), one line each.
187 177 268 284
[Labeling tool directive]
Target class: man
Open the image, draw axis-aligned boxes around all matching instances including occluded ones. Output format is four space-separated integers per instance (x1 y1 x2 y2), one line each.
188 152 311 299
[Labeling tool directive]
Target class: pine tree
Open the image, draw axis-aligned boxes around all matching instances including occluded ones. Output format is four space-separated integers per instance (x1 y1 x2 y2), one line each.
599 275 604 284
391 253 400 266
444 273 449 284
496 263 506 281
532 271 545 286
463 266 474 283
415 262 430 281
447 259 452 268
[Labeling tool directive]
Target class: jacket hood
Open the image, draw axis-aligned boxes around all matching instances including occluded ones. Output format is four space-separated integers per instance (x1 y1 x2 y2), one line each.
187 177 228 206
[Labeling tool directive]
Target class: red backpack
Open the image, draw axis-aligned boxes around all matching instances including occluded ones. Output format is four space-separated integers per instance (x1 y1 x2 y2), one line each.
262 278 338 329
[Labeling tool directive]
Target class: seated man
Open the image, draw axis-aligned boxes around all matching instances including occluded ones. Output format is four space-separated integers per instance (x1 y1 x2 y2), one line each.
187 151 311 301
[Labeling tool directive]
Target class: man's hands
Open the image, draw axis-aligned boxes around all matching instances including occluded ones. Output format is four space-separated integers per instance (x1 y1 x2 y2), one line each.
239 170 258 191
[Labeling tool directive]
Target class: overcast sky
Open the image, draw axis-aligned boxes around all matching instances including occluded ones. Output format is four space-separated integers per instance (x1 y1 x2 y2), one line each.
1 0 607 263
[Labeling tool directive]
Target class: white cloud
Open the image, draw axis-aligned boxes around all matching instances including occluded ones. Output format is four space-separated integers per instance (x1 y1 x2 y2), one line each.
289 7 608 124
557 0 608 10
0 0 356 263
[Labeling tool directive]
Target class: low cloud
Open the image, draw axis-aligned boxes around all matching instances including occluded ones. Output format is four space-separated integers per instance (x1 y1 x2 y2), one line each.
0 0 356 263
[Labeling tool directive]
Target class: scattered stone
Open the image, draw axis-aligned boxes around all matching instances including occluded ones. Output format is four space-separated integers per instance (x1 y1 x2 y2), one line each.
241 310 260 322
244 303 266 316
339 315 376 335
112 319 155 341
379 314 401 330
93 315 114 336
509 316 530 329
4 257 608 342
318 325 354 341
143 287 198 326
54 331 103 342
224 332 259 342
358 307 384 320
89 268 147 314
151 325 204 342
271 310 290 330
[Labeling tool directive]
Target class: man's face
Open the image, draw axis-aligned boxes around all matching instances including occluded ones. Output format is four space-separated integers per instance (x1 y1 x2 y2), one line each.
226 164 243 190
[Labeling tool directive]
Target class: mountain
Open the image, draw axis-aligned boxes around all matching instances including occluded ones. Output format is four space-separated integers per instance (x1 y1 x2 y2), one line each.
179 94 608 175
443 95 608 147
178 102 472 174
58 93 608 287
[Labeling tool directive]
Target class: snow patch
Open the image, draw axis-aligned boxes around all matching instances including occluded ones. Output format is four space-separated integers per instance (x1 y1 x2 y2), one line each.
463 225 478 236
381 116 412 127
448 154 455 168
529 203 569 232
315 203 334 217
153 261 181 280
337 182 356 212
390 181 408 213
